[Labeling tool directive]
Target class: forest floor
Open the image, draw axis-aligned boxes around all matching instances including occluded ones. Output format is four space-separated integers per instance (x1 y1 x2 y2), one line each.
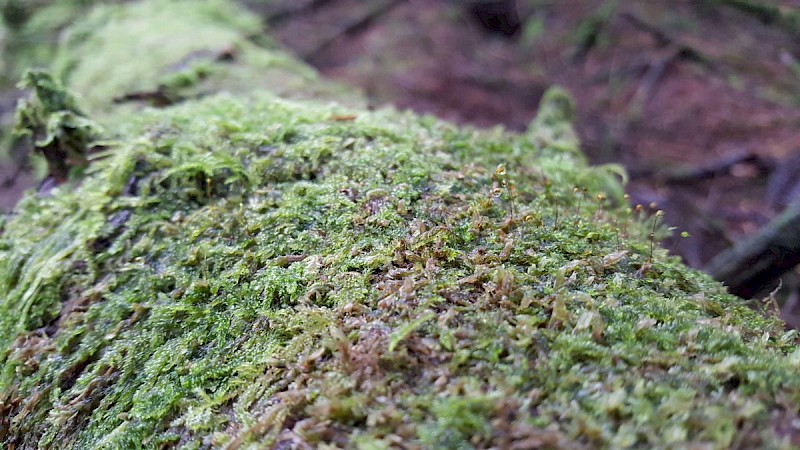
3 0 800 310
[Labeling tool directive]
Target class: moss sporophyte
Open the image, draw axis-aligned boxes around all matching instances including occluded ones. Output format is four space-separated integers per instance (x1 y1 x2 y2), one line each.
1 1 800 449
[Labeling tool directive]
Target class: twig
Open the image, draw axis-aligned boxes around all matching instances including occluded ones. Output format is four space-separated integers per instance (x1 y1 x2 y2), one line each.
767 151 800 209
715 0 800 36
264 0 337 25
706 202 800 298
629 152 770 184
628 47 681 117
303 0 405 61
620 12 711 68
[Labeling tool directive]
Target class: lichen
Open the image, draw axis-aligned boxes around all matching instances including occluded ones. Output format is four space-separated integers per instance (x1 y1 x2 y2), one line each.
1 1 800 449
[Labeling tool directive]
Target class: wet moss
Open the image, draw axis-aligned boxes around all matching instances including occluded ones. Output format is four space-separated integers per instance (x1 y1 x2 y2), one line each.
1 1 799 449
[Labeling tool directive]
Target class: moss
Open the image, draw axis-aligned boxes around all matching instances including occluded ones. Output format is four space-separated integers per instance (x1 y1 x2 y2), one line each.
0 0 355 161
1 0 103 86
14 70 102 180
1 1 800 449
50 0 361 124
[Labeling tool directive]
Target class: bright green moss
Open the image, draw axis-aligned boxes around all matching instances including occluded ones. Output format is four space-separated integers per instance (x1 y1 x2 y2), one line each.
1 1 799 449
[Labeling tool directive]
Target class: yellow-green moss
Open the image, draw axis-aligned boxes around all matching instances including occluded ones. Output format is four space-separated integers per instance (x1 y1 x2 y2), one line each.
1 1 799 449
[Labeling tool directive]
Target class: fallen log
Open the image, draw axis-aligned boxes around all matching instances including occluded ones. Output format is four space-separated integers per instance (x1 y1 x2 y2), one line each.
1 1 800 449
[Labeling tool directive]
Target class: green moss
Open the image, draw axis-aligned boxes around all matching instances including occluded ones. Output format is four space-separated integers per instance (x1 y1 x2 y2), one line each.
14 70 102 180
50 0 360 123
1 1 799 449
1 0 104 86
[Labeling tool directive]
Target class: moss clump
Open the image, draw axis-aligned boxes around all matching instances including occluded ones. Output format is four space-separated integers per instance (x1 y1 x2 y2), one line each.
13 70 102 181
1 1 800 449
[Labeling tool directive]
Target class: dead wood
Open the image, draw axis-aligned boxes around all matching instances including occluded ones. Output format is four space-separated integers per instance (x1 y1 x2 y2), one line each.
706 201 800 298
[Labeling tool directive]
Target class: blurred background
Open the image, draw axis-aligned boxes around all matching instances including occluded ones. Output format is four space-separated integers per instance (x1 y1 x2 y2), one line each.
3 0 800 319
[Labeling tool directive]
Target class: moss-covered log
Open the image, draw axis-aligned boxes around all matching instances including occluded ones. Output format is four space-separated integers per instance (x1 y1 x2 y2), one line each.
2 1 800 449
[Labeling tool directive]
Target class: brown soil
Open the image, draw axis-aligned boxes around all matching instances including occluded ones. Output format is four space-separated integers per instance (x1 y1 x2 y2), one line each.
3 0 800 303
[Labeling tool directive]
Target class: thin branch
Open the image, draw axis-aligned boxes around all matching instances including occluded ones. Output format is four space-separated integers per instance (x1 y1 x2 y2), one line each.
629 152 770 184
303 0 406 61
712 0 800 36
620 12 711 68
264 0 337 25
